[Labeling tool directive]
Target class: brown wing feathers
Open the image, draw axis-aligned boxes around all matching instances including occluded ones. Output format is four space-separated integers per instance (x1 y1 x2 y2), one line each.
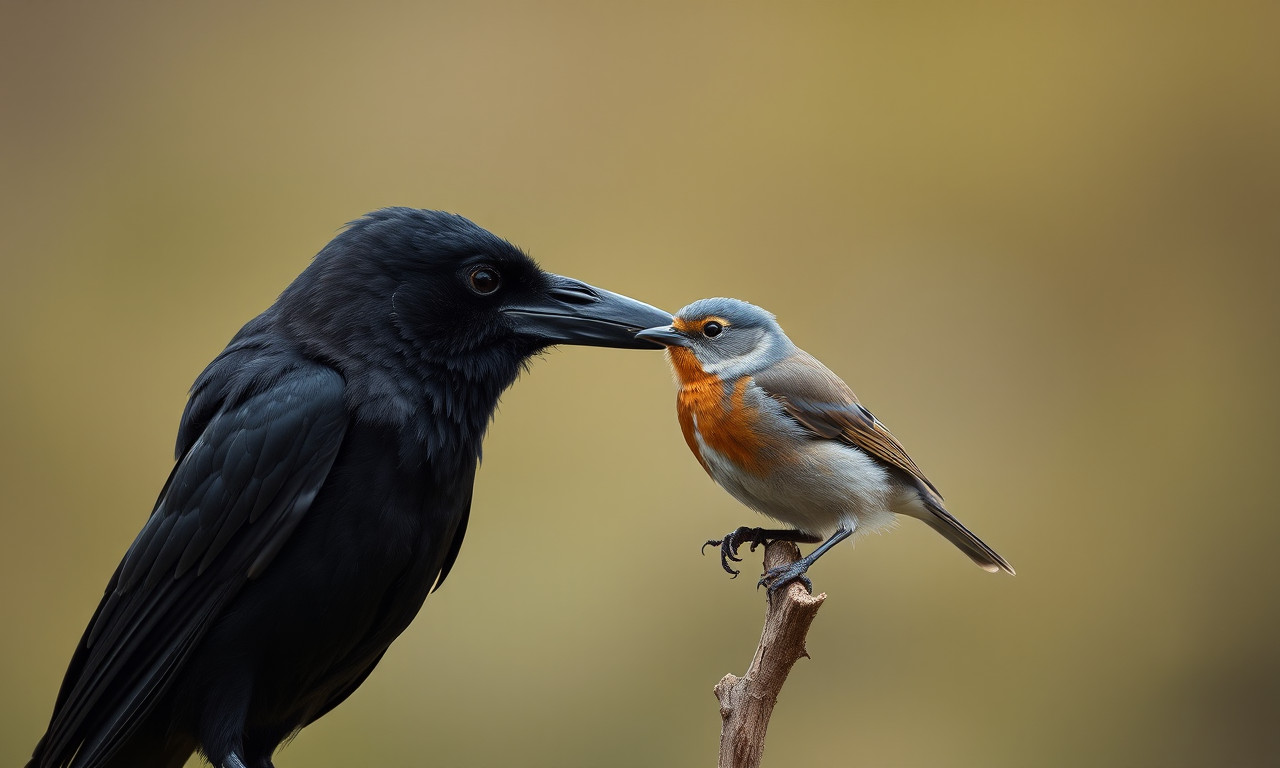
753 351 1015 575
752 352 943 498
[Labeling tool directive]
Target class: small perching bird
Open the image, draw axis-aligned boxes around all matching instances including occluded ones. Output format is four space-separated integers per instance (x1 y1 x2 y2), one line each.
636 298 1013 591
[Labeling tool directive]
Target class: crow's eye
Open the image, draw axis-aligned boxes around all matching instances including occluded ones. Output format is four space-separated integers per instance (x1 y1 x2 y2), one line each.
468 266 502 295
703 321 723 338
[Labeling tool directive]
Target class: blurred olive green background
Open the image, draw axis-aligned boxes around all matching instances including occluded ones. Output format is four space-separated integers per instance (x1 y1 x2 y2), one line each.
3 2 1278 766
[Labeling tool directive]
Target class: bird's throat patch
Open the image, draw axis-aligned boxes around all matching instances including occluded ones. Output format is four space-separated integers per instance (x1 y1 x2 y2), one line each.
675 374 768 478
666 346 713 385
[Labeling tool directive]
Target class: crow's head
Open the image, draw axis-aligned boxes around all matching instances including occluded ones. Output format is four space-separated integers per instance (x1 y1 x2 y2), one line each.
270 208 670 428
278 208 671 358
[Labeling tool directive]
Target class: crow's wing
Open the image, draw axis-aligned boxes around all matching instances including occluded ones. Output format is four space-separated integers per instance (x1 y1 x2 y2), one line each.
31 365 348 768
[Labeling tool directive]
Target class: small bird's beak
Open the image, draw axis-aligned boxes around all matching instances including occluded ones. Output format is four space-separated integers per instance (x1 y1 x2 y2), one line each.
633 325 688 347
504 273 673 349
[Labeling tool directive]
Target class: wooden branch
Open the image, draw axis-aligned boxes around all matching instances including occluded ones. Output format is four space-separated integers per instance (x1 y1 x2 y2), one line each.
714 541 827 768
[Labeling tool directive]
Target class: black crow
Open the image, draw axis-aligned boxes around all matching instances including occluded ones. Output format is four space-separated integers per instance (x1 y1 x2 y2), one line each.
27 208 671 768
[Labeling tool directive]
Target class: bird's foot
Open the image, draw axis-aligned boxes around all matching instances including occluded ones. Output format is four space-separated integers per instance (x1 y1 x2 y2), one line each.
701 526 773 577
758 560 814 594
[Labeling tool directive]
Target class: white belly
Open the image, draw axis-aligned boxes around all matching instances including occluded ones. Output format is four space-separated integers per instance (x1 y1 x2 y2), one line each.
697 435 900 539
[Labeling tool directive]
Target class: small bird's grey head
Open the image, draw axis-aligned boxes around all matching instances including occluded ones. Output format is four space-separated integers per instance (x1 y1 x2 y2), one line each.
635 297 794 378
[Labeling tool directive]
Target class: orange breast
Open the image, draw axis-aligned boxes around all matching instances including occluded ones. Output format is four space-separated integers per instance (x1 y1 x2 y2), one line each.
670 348 768 477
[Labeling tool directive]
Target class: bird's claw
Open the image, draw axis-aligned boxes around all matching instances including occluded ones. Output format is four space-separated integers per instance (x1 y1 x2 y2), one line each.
702 526 774 579
702 537 742 577
757 561 814 594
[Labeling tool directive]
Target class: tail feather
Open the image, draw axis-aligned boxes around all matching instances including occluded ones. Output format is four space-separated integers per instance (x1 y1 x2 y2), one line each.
918 498 1015 575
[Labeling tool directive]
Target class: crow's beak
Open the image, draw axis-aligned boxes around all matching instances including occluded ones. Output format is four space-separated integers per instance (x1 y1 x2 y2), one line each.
504 274 672 349
632 325 688 347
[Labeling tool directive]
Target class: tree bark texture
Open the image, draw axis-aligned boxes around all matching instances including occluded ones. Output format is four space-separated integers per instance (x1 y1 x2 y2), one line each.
713 541 826 768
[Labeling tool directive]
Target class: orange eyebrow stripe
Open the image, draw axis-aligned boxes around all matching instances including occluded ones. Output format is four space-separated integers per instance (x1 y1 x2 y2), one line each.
672 316 729 334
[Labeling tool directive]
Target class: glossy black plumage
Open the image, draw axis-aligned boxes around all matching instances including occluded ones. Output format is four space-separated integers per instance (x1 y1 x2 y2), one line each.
27 208 670 768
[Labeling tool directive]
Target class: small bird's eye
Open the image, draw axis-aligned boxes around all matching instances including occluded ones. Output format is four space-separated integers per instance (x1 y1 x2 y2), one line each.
468 266 501 295
703 321 723 338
